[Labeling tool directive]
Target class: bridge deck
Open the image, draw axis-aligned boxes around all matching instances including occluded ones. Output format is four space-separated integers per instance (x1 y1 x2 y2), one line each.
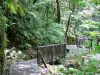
66 45 83 59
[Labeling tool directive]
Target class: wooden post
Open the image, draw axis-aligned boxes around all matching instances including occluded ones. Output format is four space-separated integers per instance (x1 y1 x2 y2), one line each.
36 45 39 64
37 45 47 68
39 51 47 68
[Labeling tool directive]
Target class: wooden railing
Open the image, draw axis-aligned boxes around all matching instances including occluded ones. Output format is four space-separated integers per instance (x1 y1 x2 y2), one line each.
37 44 66 64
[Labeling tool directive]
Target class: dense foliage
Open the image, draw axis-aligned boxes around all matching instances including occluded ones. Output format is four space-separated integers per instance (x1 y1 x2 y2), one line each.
0 0 100 75
0 0 65 49
0 0 99 48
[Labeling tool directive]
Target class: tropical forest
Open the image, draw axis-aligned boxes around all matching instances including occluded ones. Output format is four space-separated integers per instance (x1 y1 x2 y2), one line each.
0 0 100 75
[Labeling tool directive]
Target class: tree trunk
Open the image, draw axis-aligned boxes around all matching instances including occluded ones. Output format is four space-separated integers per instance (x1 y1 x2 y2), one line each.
65 12 73 43
56 0 60 23
65 1 75 43
0 29 5 75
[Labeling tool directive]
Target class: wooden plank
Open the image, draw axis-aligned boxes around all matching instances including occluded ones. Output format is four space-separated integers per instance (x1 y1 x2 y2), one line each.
37 44 66 62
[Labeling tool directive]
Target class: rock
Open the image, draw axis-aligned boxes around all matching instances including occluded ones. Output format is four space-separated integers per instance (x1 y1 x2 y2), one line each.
40 64 45 68
10 59 39 75
65 64 75 68
41 68 49 75
96 54 100 61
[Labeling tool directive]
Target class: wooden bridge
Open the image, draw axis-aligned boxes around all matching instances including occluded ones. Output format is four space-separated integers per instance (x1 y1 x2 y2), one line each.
37 44 83 63
37 44 66 63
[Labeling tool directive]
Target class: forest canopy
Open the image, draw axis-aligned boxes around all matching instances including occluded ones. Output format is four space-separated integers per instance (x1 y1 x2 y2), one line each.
0 0 100 48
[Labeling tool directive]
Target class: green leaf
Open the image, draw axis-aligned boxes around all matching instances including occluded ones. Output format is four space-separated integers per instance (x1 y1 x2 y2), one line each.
17 5 25 16
71 0 80 3
5 0 12 4
90 0 100 5
8 4 17 14
79 1 86 7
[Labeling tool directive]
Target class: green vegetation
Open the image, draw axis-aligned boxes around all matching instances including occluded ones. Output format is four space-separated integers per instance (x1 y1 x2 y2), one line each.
0 0 100 75
48 59 100 75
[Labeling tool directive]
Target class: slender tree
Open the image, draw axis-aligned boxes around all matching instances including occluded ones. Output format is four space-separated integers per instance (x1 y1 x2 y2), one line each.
65 1 75 43
56 0 60 23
